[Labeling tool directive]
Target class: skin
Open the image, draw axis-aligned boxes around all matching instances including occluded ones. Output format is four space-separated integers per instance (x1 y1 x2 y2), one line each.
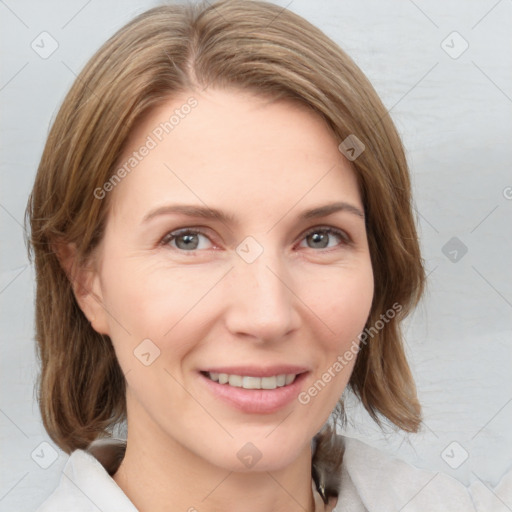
74 88 374 512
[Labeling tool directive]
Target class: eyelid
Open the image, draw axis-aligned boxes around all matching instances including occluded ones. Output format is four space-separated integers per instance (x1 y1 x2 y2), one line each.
297 225 352 247
160 227 217 249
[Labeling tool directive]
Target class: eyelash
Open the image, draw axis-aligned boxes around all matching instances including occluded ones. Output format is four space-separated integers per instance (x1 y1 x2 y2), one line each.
160 226 352 252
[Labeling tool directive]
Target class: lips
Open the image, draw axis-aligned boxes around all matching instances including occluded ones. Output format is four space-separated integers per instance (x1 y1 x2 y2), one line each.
198 365 309 414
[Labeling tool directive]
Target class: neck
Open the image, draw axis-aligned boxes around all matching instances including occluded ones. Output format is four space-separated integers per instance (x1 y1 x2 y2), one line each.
113 414 316 512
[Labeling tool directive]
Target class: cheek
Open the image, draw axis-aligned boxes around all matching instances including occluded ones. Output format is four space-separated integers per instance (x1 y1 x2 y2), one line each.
294 259 373 417
301 260 374 349
98 257 223 365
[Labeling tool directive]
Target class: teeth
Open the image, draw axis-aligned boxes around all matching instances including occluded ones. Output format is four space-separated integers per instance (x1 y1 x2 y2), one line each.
228 375 243 387
243 376 262 389
285 374 295 385
206 372 297 389
261 376 277 390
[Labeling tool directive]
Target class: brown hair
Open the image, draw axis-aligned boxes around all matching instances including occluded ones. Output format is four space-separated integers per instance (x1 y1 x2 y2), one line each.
26 0 424 498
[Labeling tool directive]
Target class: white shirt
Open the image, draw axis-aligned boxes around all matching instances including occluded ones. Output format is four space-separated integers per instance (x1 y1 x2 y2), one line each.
37 436 511 511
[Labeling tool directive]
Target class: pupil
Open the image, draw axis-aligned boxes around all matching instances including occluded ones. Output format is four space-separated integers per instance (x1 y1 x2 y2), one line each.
309 232 328 248
177 234 198 250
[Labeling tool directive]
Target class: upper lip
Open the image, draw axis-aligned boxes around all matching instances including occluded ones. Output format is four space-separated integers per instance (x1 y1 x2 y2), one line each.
200 365 309 378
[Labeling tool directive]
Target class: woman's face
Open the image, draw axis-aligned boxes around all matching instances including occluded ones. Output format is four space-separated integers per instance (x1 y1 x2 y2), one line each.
85 89 374 472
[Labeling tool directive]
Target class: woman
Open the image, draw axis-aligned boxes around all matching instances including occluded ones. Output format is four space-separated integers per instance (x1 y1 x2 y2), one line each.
27 1 481 510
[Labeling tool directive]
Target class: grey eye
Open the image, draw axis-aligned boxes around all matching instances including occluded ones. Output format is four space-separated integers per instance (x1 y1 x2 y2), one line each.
175 233 200 250
300 228 346 249
306 231 330 249
165 230 212 251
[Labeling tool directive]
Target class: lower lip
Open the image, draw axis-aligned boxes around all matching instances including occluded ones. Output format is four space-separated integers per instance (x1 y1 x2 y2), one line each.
199 372 308 414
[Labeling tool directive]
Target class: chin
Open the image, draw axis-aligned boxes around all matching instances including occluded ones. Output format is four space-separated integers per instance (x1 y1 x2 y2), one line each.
200 431 312 474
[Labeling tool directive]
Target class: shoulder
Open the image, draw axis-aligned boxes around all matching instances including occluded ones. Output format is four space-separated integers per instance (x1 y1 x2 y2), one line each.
36 446 136 512
336 436 486 512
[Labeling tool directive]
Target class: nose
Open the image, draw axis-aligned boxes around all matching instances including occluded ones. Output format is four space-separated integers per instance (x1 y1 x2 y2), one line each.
223 249 301 342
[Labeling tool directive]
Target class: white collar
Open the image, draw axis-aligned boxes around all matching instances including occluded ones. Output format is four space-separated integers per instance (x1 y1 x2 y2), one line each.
38 435 509 512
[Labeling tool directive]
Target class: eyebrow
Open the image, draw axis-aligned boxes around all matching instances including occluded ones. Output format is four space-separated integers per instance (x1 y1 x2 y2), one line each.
142 204 236 225
142 201 365 224
299 202 364 220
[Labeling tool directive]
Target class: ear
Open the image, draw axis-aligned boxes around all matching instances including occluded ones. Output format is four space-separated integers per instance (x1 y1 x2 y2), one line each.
53 241 111 336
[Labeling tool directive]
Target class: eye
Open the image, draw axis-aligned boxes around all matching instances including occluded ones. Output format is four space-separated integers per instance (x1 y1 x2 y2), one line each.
162 229 213 251
298 227 349 250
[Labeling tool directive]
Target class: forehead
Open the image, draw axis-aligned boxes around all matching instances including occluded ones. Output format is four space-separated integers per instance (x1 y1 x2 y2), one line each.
108 88 361 222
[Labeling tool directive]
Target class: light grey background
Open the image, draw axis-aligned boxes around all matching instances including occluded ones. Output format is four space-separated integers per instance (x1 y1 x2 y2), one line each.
1 0 511 510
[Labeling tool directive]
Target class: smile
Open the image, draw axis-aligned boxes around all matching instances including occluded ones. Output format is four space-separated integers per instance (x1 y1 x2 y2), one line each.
204 372 297 389
199 366 308 413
